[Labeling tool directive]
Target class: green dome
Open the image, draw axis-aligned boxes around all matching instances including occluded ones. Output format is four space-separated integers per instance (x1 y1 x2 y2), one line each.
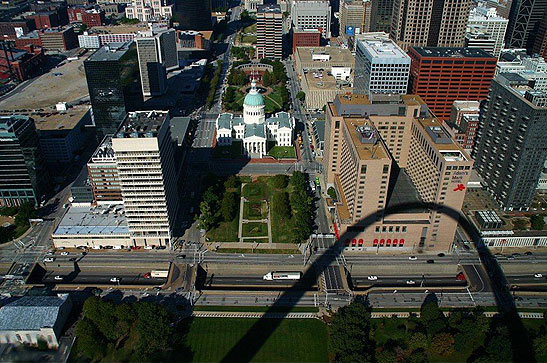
244 91 264 106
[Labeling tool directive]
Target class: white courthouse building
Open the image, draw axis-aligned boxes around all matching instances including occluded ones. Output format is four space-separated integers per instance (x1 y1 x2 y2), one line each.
216 81 294 158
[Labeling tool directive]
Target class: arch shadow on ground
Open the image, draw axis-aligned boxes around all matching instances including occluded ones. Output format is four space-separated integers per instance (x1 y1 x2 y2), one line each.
219 201 535 362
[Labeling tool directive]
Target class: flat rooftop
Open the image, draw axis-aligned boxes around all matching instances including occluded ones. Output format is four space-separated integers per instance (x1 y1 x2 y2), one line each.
386 168 428 213
170 116 190 146
412 47 496 59
86 42 133 62
357 38 409 60
33 107 90 131
90 24 148 34
304 70 352 91
54 205 129 236
416 117 468 157
296 47 354 65
116 111 168 138
344 117 388 160
257 4 281 12
0 56 89 110
91 135 115 161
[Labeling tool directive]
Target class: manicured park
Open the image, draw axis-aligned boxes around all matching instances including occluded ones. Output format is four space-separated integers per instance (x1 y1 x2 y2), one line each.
181 318 329 362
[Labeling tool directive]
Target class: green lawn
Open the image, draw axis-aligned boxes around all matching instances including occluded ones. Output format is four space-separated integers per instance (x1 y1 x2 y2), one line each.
243 23 256 33
231 85 285 113
181 318 328 362
242 182 267 200
207 216 240 242
268 146 296 159
269 187 294 244
214 140 243 158
242 222 268 237
243 200 267 220
217 248 300 254
241 35 257 44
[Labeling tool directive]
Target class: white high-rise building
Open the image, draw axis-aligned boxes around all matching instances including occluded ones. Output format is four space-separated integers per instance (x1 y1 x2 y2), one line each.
466 5 508 57
291 0 331 38
136 28 178 97
112 111 179 248
353 33 410 97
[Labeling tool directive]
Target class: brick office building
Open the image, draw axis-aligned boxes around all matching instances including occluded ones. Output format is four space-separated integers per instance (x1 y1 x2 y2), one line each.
292 28 321 53
68 7 105 27
408 47 496 120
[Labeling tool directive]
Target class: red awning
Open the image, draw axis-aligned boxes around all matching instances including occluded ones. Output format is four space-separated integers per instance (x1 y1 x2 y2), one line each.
386 238 391 246
399 238 405 245
373 239 378 246
358 239 363 246
380 239 384 246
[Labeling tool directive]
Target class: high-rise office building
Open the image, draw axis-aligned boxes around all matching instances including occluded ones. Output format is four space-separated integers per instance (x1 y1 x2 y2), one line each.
125 0 173 21
84 42 142 141
465 32 497 55
408 47 497 121
111 111 179 247
87 136 122 203
473 73 547 211
136 28 178 97
173 0 212 30
339 0 371 36
532 10 547 58
353 33 410 97
291 0 331 38
256 4 282 59
370 0 393 33
0 115 49 207
466 6 508 57
506 0 547 52
323 94 472 253
391 0 472 50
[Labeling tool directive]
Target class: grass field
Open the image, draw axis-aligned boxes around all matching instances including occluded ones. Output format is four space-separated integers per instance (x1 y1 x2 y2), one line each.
242 222 268 237
243 201 267 220
243 23 256 33
242 182 268 200
181 318 328 362
214 140 243 158
217 248 300 254
268 146 296 159
207 216 240 242
241 35 257 44
233 87 284 113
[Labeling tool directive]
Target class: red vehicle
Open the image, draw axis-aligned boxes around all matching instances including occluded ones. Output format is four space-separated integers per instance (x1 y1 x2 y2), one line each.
143 272 151 279
456 272 466 281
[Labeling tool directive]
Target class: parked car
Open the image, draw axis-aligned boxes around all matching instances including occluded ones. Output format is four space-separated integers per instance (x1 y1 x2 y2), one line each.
437 253 445 257
60 252 69 256
427 259 435 264
44 257 55 262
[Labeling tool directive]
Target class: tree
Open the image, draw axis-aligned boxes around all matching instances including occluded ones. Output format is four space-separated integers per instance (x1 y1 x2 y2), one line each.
75 318 106 360
531 214 545 230
484 325 513 362
330 298 374 363
224 175 240 189
262 71 273 87
198 187 219 230
513 218 528 230
220 192 237 221
406 348 429 363
270 174 288 189
429 333 455 356
296 91 306 102
82 296 119 340
408 332 428 351
273 192 290 220
134 302 171 358
327 187 337 200
376 350 397 363
534 334 547 359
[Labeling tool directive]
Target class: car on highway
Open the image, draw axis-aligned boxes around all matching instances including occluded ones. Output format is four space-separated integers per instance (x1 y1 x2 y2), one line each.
60 252 69 256
408 256 417 261
406 280 416 285
427 259 435 264
156 246 166 250
46 250 54 256
507 255 515 260
44 257 55 262
110 277 120 283
456 272 466 281
177 254 186 259
534 273 543 278
525 251 533 256
437 253 445 257
54 276 63 281
367 275 378 281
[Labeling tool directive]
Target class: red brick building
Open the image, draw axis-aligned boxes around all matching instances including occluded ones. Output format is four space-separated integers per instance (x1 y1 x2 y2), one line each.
408 47 497 121
28 11 61 29
0 45 46 81
15 32 42 48
0 19 36 40
292 28 321 54
67 7 104 27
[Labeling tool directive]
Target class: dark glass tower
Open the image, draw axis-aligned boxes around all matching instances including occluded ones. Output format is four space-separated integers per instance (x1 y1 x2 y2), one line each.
473 74 547 211
0 115 49 206
173 0 212 30
506 0 547 52
84 42 142 141
370 0 394 33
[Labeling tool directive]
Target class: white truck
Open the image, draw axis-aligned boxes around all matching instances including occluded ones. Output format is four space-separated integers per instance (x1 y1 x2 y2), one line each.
263 271 302 281
150 270 169 278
